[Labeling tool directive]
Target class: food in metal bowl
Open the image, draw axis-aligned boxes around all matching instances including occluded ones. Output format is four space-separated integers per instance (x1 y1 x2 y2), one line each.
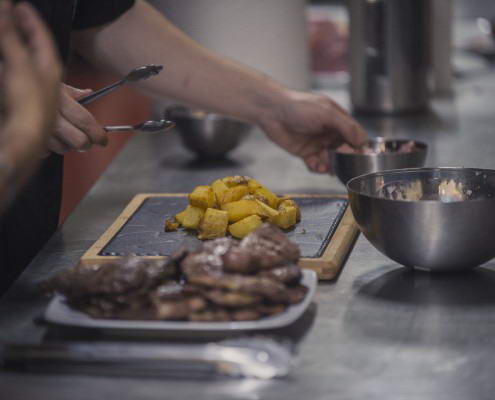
42 225 307 321
330 137 428 184
347 167 495 271
337 140 419 155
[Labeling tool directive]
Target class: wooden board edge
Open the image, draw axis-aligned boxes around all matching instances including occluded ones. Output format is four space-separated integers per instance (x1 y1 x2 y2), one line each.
299 205 360 280
81 194 155 262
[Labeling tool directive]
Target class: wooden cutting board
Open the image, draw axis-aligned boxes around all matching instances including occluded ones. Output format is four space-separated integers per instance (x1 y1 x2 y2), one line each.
81 194 359 280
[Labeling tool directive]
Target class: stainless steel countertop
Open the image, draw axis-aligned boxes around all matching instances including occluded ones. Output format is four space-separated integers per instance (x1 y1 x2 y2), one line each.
3 19 495 400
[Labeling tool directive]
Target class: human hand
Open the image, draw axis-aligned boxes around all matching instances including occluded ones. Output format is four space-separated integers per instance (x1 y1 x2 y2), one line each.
258 90 367 173
47 84 108 155
0 1 61 177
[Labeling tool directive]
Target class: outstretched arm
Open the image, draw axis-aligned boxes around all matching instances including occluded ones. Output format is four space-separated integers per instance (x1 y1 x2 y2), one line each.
73 0 366 172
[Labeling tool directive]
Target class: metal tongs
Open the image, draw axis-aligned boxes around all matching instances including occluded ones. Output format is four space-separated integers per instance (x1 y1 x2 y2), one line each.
77 64 175 134
78 65 163 105
1 337 295 379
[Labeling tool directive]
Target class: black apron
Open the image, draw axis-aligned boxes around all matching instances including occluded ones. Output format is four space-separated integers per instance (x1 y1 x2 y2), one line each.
0 1 77 294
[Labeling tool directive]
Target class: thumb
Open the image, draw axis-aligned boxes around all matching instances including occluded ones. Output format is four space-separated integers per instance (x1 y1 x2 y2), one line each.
63 84 92 100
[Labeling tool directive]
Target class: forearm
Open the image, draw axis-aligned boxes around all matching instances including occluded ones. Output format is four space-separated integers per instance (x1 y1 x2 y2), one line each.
72 0 288 125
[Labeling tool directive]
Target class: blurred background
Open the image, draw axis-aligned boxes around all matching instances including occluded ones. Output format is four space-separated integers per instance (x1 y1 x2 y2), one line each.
61 0 495 222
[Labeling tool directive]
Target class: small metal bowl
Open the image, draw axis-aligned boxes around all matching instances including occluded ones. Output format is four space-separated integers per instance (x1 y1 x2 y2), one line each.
330 138 428 184
166 106 252 159
347 167 495 271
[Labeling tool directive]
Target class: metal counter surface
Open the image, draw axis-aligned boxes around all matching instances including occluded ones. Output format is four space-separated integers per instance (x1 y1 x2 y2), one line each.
3 24 495 400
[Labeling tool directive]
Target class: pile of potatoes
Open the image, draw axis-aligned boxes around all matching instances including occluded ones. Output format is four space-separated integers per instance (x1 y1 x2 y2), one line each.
166 176 300 239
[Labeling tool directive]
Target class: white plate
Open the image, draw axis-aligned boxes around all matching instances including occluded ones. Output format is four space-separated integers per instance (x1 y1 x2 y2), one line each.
44 270 317 333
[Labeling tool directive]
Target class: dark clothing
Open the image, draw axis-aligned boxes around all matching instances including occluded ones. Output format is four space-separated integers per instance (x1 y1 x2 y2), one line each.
0 0 135 295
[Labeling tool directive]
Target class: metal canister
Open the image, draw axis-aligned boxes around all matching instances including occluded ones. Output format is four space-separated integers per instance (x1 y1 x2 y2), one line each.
349 0 430 114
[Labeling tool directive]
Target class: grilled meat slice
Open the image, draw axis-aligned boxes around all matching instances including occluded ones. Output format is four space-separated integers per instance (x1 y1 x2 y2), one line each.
240 224 300 269
203 289 262 307
258 264 302 285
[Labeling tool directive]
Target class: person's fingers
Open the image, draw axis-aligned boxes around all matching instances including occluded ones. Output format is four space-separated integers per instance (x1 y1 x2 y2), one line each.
59 88 108 147
64 84 93 100
13 2 61 79
47 136 71 155
322 102 367 148
55 116 92 151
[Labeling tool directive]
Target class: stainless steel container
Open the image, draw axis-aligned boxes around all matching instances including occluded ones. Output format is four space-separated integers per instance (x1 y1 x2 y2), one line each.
349 0 430 114
347 168 495 271
330 138 427 184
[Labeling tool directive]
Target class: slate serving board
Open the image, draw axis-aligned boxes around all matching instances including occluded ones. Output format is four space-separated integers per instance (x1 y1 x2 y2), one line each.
81 194 360 280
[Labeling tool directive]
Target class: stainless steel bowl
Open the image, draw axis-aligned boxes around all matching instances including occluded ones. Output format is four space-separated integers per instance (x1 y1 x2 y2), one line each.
166 106 252 159
330 138 428 184
347 167 495 271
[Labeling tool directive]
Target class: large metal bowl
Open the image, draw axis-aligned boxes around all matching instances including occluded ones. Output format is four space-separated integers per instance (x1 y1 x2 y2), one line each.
330 138 427 184
166 106 252 159
347 167 495 271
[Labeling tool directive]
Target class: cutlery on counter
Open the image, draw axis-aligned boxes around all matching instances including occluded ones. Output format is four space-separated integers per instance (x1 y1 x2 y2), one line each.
78 64 163 105
103 119 175 134
0 337 294 379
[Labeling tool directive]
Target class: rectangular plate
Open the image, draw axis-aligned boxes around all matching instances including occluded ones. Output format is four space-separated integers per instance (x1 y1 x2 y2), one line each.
101 196 346 259
81 194 360 280
44 270 317 334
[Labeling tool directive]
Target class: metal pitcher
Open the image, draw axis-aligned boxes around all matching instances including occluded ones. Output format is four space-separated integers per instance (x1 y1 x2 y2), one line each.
349 0 430 114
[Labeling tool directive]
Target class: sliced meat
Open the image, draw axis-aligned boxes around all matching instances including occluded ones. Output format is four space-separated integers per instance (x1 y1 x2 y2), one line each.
232 309 262 321
189 308 230 322
258 264 302 285
240 224 300 269
204 289 262 307
257 303 287 316
286 284 308 304
186 273 289 303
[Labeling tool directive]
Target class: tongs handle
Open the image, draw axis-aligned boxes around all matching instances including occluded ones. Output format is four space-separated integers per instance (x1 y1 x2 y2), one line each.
78 80 125 105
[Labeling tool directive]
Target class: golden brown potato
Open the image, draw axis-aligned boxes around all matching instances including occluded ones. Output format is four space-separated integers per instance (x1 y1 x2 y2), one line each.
189 186 216 209
211 179 229 205
228 215 263 238
167 176 300 239
278 199 301 222
255 200 279 222
254 186 279 209
175 209 186 225
222 175 250 187
273 206 298 229
165 218 180 232
198 208 229 240
247 178 263 193
181 205 205 230
217 185 249 206
221 200 264 223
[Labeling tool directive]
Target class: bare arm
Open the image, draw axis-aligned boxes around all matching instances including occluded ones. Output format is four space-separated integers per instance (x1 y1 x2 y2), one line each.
72 0 366 172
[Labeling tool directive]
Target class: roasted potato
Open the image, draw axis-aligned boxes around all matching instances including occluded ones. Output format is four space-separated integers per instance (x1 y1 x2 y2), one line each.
168 176 300 239
273 206 298 229
211 179 229 204
254 186 279 209
198 208 229 240
247 178 262 193
189 186 216 209
228 215 263 238
279 199 301 222
222 175 249 187
217 185 249 206
221 200 265 223
181 205 205 230
165 218 180 232
255 200 279 222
